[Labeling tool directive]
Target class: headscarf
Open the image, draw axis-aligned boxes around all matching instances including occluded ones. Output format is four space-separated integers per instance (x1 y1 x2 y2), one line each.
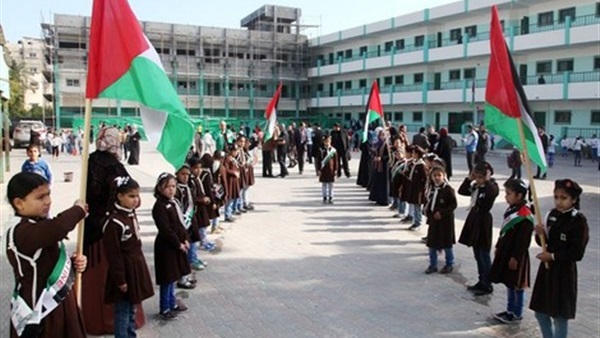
95 127 122 159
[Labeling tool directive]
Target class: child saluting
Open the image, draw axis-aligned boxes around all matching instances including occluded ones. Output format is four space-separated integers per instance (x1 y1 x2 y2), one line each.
6 172 88 338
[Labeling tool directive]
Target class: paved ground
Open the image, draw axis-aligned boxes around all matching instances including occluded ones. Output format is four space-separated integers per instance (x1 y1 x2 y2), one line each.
0 144 598 337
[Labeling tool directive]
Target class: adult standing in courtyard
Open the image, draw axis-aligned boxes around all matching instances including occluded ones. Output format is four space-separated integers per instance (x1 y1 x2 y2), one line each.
331 123 350 178
82 127 146 335
533 126 549 179
127 126 141 165
435 127 453 178
464 124 479 173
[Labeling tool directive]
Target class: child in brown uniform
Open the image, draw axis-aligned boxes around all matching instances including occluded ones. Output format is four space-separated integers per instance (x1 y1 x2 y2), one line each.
317 135 338 204
152 173 191 320
424 166 457 274
530 179 589 338
490 179 534 324
406 146 427 231
458 162 499 296
102 177 154 337
6 172 88 338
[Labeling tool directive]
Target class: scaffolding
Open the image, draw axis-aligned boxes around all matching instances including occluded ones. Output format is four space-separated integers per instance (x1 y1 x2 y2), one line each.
41 5 318 129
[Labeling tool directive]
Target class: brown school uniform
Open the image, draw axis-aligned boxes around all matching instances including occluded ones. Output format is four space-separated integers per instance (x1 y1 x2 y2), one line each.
244 149 256 187
102 204 154 304
223 155 241 200
389 157 404 199
200 168 219 220
318 146 338 183
7 207 87 338
152 196 191 285
236 151 248 190
457 178 499 251
490 204 534 289
189 175 210 231
529 208 589 319
214 163 228 207
399 159 414 203
425 182 457 249
406 159 427 205
177 181 200 243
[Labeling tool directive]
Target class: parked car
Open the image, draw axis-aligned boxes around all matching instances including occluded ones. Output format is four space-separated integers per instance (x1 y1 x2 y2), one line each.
13 120 47 148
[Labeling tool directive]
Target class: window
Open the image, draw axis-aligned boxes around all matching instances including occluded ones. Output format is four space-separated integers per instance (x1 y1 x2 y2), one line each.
383 76 393 86
336 51 344 60
29 68 37 73
465 25 477 38
66 79 80 87
450 28 462 41
359 79 367 88
464 68 476 79
345 49 353 59
500 20 505 32
554 110 571 124
557 59 574 72
413 111 423 122
384 41 394 52
595 56 600 70
359 46 368 56
415 35 425 47
536 61 552 74
538 11 554 27
449 69 461 80
394 75 404 85
414 73 424 84
317 83 324 92
344 81 352 89
385 113 392 122
344 113 352 121
558 7 575 23
28 53 36 58
394 112 403 121
336 82 343 90
592 110 600 124
597 2 600 17
395 39 405 50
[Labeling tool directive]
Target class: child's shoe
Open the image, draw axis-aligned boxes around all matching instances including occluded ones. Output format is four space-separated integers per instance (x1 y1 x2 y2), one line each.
424 266 438 274
440 265 453 274
159 311 177 320
191 262 205 271
322 197 327 204
176 280 196 289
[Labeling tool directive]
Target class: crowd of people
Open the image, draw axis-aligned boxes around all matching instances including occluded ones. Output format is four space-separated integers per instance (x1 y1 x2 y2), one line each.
5 119 592 338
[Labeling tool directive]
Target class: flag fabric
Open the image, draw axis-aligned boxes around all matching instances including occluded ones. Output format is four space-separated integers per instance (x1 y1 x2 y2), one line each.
263 83 282 142
86 0 194 169
484 5 547 173
500 205 534 236
362 81 385 142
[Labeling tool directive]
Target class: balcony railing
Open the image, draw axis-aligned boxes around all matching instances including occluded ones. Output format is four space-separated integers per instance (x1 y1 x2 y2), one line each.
311 13 600 67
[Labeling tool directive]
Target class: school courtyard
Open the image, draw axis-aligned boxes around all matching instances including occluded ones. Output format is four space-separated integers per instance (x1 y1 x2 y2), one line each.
0 143 598 338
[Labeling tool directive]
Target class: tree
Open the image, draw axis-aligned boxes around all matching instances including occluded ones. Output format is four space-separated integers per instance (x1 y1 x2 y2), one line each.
8 60 28 118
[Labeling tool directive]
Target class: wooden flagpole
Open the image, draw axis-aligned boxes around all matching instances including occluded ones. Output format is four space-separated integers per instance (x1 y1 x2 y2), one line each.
515 117 549 268
75 98 93 305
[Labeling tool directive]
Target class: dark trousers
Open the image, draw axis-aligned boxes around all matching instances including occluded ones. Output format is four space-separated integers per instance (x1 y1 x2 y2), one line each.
509 166 522 180
277 150 289 176
262 150 273 177
114 300 136 338
466 151 475 173
536 163 547 177
474 151 486 165
336 148 350 177
306 144 313 163
473 247 493 291
297 147 305 173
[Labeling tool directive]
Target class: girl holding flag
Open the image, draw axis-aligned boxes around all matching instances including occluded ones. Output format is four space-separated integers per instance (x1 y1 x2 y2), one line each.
490 179 534 324
318 135 338 204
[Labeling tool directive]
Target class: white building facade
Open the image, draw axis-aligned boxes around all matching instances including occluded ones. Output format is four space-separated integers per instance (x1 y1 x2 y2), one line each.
6 37 50 111
307 0 600 141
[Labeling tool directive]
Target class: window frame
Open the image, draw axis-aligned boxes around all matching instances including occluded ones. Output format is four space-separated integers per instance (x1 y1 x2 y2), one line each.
413 111 423 123
359 46 368 56
450 28 462 41
594 56 600 70
345 49 353 59
463 68 476 80
558 7 576 23
384 41 394 52
66 79 80 87
464 25 477 38
359 79 367 88
414 35 425 47
344 81 352 90
536 61 552 74
538 11 554 27
591 110 600 124
556 59 574 73
554 110 572 124
394 112 404 122
413 73 424 84
383 76 393 86
394 75 404 85
395 39 405 50
449 69 461 81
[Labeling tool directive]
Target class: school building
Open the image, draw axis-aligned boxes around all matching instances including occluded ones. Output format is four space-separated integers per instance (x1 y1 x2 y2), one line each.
38 0 600 139
307 0 600 140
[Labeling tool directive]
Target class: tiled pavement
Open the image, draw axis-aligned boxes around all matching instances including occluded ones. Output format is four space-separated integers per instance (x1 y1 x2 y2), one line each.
1 143 598 337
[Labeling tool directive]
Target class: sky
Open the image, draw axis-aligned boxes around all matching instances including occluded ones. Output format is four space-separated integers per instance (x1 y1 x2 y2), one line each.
1 0 457 42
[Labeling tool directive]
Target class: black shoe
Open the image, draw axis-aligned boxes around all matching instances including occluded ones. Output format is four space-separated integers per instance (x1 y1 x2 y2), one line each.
408 224 421 231
493 311 510 323
346 174 351 178
499 312 522 324
240 208 248 213
400 217 414 224
159 311 177 320
533 175 540 179
466 282 483 291
323 198 327 204
440 265 453 274
425 266 438 274
176 281 196 289
224 217 235 223
472 286 493 296
328 198 333 204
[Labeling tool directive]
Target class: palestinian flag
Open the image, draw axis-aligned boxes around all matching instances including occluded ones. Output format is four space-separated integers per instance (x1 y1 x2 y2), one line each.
500 205 534 236
484 5 547 173
263 83 282 142
86 0 194 169
362 81 385 142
